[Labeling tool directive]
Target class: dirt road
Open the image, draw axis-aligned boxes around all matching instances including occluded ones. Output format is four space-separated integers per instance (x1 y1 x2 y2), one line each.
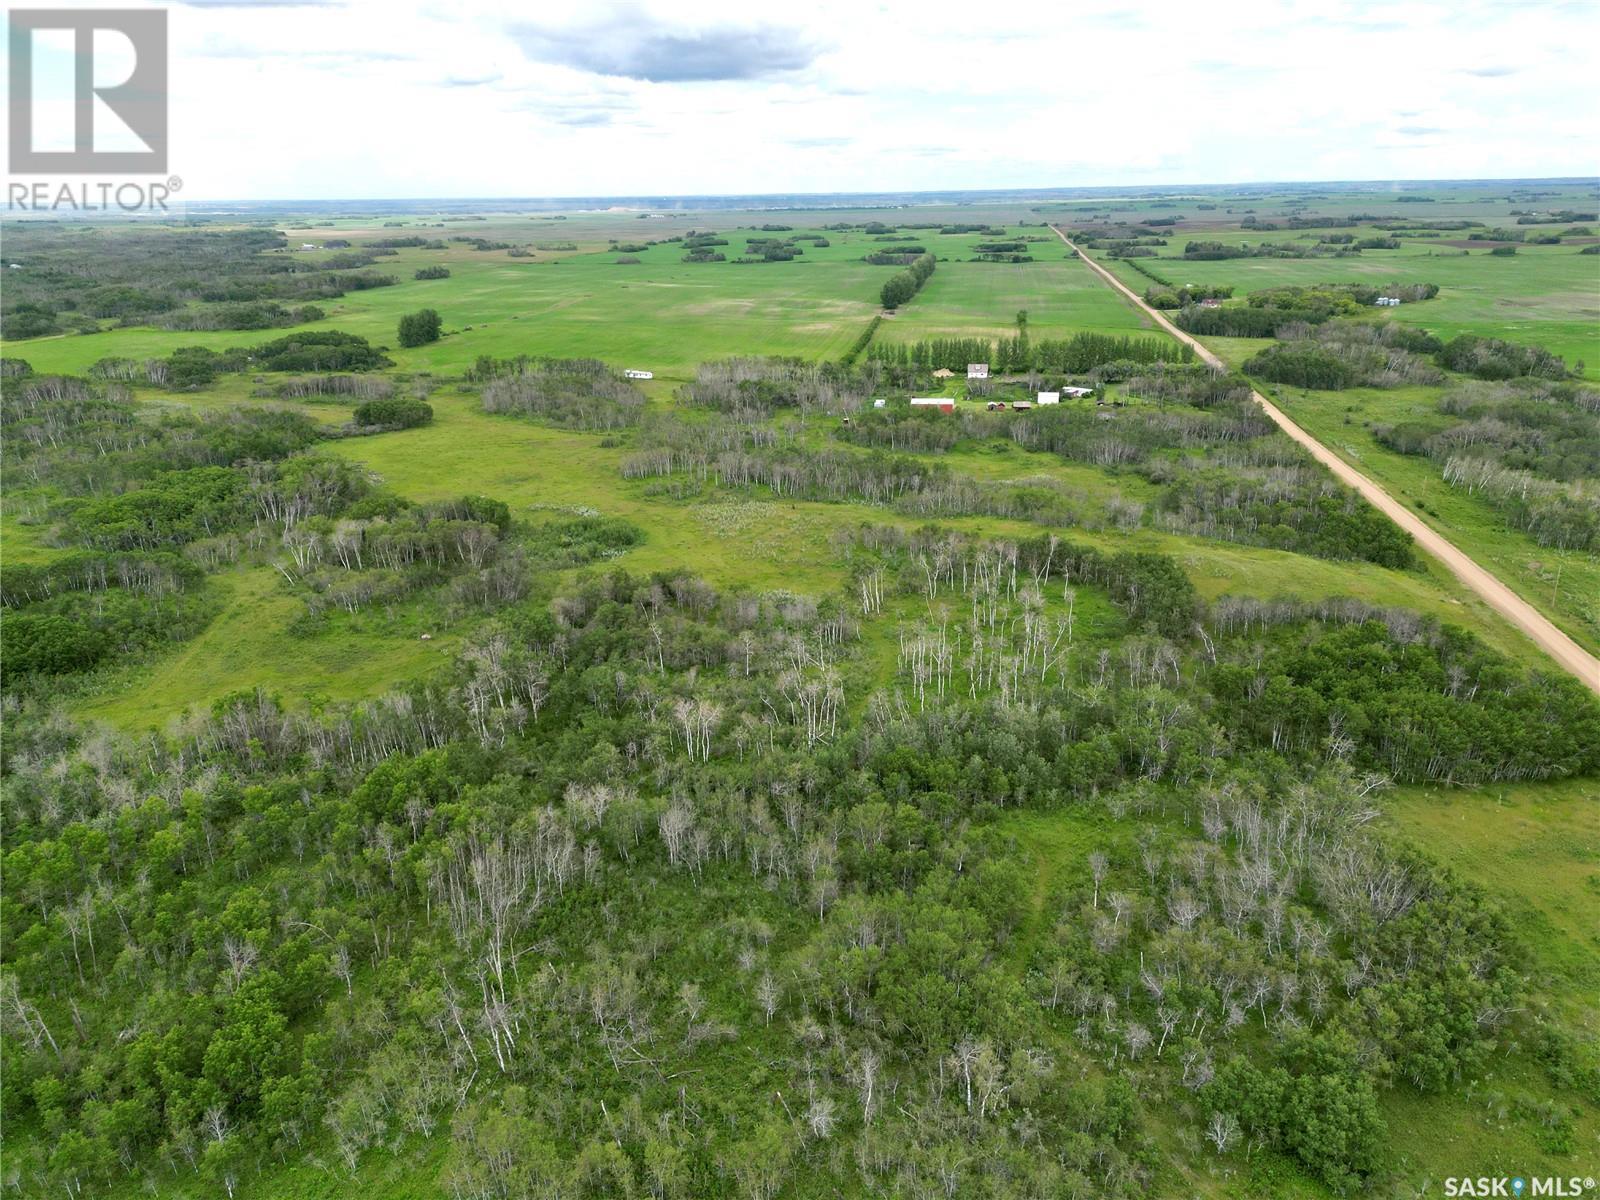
1051 226 1600 695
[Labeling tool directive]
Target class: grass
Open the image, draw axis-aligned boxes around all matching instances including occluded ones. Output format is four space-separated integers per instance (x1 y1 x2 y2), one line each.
10 221 1146 382
876 248 1156 345
73 565 455 730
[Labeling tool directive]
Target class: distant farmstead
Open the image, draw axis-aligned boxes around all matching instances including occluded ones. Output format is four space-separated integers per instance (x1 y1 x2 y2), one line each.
1062 386 1094 398
910 397 955 413
967 363 989 380
624 369 654 379
1374 297 1401 307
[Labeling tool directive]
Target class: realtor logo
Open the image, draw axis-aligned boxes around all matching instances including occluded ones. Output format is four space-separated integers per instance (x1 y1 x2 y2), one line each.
8 8 168 173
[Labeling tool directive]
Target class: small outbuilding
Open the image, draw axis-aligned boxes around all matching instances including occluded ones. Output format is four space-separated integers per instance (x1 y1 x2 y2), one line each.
1037 391 1060 405
967 363 989 380
1011 400 1033 411
872 397 887 408
910 397 955 413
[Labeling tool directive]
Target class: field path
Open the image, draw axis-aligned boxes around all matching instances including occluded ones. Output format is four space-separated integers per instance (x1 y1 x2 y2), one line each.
1051 226 1600 695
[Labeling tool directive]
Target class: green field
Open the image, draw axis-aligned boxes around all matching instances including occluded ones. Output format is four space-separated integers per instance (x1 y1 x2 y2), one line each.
876 251 1156 344
12 216 1148 382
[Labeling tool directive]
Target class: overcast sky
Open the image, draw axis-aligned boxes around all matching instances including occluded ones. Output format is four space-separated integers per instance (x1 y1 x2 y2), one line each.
9 0 1599 199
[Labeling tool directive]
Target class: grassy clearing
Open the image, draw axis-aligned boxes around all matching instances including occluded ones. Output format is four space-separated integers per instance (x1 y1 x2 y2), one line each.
72 565 455 731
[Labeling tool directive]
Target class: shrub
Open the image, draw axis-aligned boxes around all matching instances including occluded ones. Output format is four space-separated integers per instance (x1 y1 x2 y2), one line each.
353 397 433 429
1243 344 1358 389
414 266 451 280
397 309 443 348
1436 334 1565 381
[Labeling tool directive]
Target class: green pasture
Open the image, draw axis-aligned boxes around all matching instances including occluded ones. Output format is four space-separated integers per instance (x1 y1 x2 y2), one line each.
876 251 1156 345
11 220 1136 381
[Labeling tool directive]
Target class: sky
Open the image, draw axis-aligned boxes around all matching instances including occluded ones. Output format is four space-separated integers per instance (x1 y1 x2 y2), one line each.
5 0 1599 199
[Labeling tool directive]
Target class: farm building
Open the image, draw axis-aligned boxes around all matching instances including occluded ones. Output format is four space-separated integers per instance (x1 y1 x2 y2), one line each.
985 401 1006 411
1011 400 1033 411
967 363 989 380
1062 386 1094 398
1199 298 1223 308
624 369 654 379
1037 391 1060 405
910 397 955 413
872 398 886 408
1374 297 1401 307
932 368 956 379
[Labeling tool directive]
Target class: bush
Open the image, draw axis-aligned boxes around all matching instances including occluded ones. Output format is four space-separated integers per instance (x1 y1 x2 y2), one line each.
397 309 443 348
353 397 433 429
251 331 389 373
414 266 451 280
1244 344 1359 389
1436 334 1565 381
0 612 107 674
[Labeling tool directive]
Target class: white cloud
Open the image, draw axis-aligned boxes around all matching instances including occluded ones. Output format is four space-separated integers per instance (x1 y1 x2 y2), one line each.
70 0 1595 197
